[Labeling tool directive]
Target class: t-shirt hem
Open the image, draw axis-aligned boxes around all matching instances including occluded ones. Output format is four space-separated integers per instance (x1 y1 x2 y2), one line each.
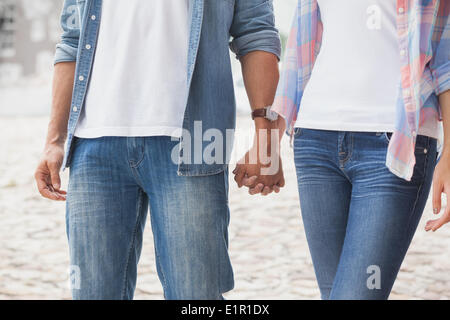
294 121 440 139
294 121 395 133
74 126 183 139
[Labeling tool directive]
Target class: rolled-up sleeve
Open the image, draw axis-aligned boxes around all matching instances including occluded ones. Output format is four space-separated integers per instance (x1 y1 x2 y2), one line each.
229 0 281 60
430 2 450 95
54 0 81 65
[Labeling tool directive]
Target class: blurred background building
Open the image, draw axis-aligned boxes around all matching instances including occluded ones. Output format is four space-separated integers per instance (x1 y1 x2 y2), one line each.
0 0 296 115
0 0 60 84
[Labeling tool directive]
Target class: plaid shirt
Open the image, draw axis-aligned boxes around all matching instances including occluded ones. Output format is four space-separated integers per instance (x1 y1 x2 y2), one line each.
273 0 450 181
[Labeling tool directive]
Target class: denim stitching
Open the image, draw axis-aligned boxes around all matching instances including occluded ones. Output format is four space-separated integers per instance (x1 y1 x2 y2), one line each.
127 138 145 169
294 128 303 138
121 189 145 300
403 137 431 249
341 132 354 164
149 209 168 297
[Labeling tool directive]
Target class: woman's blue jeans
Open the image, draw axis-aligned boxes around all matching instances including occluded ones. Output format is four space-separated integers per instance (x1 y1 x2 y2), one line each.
293 128 437 300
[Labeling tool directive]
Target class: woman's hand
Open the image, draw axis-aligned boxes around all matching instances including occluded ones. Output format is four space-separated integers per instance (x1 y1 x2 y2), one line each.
427 90 450 231
427 152 450 231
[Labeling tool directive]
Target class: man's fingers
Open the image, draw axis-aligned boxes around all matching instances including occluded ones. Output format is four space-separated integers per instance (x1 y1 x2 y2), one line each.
273 185 280 193
49 162 62 190
278 175 285 188
432 180 443 215
36 173 52 199
46 188 66 201
36 175 65 201
233 166 246 188
35 164 66 201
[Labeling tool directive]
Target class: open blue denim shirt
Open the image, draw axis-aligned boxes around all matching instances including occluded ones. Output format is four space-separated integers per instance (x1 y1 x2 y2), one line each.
54 0 281 176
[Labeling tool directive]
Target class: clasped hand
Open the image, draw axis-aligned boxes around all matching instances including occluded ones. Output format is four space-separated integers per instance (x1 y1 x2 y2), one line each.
233 121 285 196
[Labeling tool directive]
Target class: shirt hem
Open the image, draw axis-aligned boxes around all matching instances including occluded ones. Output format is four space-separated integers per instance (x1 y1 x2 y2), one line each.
74 126 183 139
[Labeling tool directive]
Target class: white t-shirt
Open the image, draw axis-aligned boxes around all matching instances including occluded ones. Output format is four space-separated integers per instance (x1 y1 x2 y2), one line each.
75 0 190 138
295 0 401 132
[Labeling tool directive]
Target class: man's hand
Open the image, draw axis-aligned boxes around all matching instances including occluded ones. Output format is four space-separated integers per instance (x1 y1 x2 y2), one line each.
236 50 282 194
233 117 286 196
34 62 75 201
35 143 67 201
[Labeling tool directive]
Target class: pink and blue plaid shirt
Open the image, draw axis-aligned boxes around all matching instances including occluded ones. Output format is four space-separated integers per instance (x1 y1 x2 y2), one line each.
273 0 450 181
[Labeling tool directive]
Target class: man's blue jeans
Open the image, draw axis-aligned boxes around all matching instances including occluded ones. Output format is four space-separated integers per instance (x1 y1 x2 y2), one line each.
66 136 234 300
293 128 437 300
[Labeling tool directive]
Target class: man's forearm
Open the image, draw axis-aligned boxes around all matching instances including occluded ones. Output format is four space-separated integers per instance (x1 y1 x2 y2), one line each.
46 62 76 146
440 90 450 156
240 51 285 139
240 51 279 112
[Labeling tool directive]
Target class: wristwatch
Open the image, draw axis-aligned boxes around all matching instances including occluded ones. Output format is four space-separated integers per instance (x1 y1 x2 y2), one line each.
251 106 279 122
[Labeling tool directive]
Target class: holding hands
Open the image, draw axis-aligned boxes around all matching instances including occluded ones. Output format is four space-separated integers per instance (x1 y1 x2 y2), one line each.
233 117 286 196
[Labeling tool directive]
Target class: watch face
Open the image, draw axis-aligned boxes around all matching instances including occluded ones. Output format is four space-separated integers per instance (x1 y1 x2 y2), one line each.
267 109 279 121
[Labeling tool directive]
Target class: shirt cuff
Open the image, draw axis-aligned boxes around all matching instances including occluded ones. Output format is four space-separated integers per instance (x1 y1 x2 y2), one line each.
230 30 281 61
54 43 78 65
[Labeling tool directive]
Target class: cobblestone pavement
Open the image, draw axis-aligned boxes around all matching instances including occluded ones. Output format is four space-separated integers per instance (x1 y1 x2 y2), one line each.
0 116 449 300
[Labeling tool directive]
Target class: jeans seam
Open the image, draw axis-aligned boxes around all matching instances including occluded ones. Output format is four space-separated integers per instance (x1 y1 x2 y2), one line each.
155 247 168 297
338 133 353 181
341 133 354 164
121 189 145 300
127 137 145 169
217 170 228 297
149 209 168 297
403 137 430 247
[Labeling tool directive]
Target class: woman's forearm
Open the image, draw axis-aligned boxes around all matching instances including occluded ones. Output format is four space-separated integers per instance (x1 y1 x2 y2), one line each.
440 90 450 156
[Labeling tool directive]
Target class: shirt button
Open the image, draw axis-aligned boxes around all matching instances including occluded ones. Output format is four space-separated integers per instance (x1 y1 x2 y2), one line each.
424 148 428 154
91 15 96 20
79 76 85 81
73 106 78 112
85 44 91 50
412 131 417 137
400 49 406 56
398 7 405 14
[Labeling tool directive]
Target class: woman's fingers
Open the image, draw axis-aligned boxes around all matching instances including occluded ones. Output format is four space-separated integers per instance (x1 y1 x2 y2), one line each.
426 211 450 231
432 179 443 215
242 176 258 188
426 186 450 232
249 183 264 195
261 186 272 196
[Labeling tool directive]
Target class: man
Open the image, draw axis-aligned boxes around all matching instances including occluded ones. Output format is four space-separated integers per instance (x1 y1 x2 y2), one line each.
35 0 283 300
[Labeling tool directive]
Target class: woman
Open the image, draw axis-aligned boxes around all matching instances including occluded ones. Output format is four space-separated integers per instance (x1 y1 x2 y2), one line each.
272 0 449 299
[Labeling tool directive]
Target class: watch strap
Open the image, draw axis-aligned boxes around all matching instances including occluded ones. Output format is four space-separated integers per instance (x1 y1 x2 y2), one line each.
251 108 268 120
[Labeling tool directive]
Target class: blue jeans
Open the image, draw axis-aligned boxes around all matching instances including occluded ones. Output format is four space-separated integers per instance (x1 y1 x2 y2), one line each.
293 128 437 300
66 136 234 300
